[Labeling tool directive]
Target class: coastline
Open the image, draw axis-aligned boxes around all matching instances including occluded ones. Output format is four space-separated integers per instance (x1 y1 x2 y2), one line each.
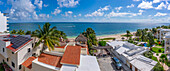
68 31 136 41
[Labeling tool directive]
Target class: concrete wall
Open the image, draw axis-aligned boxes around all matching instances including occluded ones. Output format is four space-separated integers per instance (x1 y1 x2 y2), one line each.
0 12 7 32
32 59 60 71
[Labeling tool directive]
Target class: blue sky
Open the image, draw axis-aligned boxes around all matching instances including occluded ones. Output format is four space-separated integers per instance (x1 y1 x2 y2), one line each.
0 0 170 23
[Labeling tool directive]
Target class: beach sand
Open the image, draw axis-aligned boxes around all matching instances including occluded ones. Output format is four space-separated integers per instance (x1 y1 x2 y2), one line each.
68 32 136 41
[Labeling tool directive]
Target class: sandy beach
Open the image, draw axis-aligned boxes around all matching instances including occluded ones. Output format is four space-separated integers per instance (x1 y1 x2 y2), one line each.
68 32 136 41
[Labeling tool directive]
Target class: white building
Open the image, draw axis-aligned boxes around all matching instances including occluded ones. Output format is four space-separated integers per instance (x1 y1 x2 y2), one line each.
107 41 157 71
156 29 170 41
0 34 33 71
22 45 100 71
163 33 170 61
0 12 9 32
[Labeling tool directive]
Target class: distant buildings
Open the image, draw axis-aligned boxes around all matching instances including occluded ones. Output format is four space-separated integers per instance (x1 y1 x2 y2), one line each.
0 12 9 32
163 33 170 61
156 29 170 41
107 41 157 71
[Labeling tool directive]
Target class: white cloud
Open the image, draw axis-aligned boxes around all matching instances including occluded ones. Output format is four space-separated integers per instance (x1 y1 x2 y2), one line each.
44 4 48 7
138 1 153 9
168 4 170 10
154 12 167 16
8 0 36 20
34 0 43 9
105 10 144 18
0 1 4 5
62 11 73 17
33 11 39 20
115 6 122 12
39 14 50 19
74 15 77 17
78 14 81 16
57 0 79 7
127 4 135 8
68 11 73 14
98 5 111 11
85 5 110 17
153 0 161 3
52 7 61 15
155 2 167 10
133 0 140 1
85 11 104 17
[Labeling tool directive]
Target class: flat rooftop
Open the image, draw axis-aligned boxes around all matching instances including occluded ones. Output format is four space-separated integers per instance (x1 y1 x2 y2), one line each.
61 46 81 65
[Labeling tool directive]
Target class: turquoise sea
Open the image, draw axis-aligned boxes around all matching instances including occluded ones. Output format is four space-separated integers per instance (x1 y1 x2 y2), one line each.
8 22 170 38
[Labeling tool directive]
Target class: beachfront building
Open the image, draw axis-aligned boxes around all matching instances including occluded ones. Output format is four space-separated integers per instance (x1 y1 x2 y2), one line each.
156 29 170 41
22 44 100 71
0 34 33 71
0 11 9 32
107 41 157 71
163 33 170 61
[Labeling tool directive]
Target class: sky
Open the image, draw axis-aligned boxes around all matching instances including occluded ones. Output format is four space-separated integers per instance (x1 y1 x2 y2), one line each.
0 0 170 23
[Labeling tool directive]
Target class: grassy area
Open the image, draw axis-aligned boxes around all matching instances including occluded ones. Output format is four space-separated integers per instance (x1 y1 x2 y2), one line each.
121 34 133 37
165 60 170 67
152 56 158 62
100 37 115 40
151 47 164 53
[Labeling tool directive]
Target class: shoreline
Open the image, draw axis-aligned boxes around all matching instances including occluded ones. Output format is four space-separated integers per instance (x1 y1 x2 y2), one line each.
68 31 136 41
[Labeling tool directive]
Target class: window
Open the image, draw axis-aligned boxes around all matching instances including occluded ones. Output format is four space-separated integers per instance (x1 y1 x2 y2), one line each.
12 62 15 68
19 65 22 69
3 48 4 52
3 59 4 62
28 48 31 52
32 43 34 47
7 58 8 62
12 52 14 54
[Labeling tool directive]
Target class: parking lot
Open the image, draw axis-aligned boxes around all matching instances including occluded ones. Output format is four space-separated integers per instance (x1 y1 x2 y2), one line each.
98 56 125 71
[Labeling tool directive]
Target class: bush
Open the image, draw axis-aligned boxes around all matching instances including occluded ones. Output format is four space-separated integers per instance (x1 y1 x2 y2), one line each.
153 63 164 71
143 51 153 58
156 53 159 56
158 49 162 52
98 41 106 46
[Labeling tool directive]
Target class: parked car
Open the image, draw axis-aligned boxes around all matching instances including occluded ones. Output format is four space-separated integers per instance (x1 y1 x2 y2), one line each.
112 57 122 70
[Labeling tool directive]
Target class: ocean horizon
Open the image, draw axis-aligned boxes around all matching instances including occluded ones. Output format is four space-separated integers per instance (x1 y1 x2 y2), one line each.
8 22 170 38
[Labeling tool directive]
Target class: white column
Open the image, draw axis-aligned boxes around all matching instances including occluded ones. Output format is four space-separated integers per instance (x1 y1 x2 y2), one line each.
164 39 166 54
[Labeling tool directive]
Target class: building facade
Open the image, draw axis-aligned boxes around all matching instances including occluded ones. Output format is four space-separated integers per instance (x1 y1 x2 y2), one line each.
0 35 33 71
156 29 170 41
0 12 9 32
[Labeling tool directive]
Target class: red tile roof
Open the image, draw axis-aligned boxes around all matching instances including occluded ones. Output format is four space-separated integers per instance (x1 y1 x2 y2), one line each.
38 53 62 68
22 56 36 69
60 46 81 65
6 40 32 52
55 45 66 49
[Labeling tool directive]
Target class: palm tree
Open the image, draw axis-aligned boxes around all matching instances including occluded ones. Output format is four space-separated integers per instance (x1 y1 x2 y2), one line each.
34 23 60 51
11 30 17 34
126 30 130 39
17 30 25 35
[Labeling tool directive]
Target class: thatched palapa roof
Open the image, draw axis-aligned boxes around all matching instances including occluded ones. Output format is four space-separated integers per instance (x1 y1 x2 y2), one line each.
75 34 87 42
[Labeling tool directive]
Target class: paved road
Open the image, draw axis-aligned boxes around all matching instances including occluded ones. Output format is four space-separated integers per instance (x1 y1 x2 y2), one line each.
98 56 125 71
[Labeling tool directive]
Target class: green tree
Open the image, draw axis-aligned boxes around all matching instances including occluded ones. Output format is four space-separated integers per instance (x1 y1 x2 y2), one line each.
25 31 32 35
98 41 106 46
147 32 155 47
82 28 97 48
136 29 142 37
17 30 25 35
152 28 157 35
34 23 60 51
141 30 147 42
153 63 164 71
126 30 131 39
11 30 17 34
